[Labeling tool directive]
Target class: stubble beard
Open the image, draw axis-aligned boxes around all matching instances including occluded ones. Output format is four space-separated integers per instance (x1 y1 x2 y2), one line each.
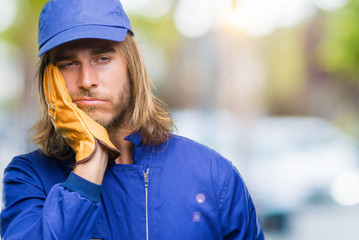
72 82 132 131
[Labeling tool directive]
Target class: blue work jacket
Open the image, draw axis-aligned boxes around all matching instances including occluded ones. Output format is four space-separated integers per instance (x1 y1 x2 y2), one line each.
1 133 264 239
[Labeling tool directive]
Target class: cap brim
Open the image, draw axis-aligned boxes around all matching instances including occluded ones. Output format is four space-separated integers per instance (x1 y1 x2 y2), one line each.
38 25 129 56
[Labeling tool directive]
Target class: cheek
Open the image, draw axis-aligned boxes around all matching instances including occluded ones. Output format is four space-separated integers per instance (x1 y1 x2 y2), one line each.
104 69 129 90
109 80 127 99
61 73 77 94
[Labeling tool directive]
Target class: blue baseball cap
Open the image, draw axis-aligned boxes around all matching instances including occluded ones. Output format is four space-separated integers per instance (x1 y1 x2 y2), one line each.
38 0 133 56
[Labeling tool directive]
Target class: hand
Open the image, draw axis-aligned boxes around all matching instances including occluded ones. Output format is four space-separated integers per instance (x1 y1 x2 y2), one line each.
43 64 120 163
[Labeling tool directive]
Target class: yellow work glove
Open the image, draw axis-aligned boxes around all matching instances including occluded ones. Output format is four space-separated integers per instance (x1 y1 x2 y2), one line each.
43 64 120 162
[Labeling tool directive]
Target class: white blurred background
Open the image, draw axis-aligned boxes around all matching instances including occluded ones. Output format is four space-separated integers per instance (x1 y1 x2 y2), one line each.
1 0 359 239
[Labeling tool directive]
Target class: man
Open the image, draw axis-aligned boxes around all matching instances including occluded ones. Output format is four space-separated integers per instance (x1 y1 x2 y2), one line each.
1 0 264 239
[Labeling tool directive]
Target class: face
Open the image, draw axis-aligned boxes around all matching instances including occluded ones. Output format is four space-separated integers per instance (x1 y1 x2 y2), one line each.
49 39 131 129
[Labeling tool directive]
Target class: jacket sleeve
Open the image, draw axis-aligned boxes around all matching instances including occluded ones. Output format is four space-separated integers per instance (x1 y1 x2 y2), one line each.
219 165 265 240
1 156 102 240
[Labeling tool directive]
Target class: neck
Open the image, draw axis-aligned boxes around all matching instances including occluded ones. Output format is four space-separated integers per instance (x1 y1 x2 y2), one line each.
108 128 134 164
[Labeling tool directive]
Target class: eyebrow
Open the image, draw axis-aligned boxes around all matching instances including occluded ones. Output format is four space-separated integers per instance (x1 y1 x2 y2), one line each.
91 47 117 55
52 47 117 63
52 54 76 63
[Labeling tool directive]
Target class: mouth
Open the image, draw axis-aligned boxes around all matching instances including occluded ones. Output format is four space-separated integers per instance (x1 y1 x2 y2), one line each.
73 97 107 106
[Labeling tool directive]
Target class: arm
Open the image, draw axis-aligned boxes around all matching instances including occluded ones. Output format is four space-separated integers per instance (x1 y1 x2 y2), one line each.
220 166 265 240
1 149 106 240
1 64 115 239
73 142 108 185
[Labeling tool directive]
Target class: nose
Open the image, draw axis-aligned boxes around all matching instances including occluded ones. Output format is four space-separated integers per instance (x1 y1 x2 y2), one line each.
78 63 98 89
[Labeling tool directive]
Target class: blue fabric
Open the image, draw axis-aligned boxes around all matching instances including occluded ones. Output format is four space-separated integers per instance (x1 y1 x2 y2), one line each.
62 172 102 203
1 134 265 239
38 0 133 56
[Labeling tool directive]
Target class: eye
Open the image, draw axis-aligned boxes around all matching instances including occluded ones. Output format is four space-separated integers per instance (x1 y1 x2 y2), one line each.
96 56 111 64
57 61 77 70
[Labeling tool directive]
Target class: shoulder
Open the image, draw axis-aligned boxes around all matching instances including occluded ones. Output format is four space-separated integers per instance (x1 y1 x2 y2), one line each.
161 134 238 184
7 149 71 173
6 150 50 174
158 134 249 208
166 134 223 156
4 150 72 193
9 149 52 165
166 134 233 166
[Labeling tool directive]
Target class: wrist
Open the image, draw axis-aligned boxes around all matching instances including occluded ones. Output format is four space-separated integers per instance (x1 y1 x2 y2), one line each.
73 143 108 184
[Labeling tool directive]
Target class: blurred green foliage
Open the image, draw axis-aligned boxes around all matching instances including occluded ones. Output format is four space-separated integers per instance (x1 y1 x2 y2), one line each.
130 15 180 51
263 27 307 114
319 0 359 80
0 0 46 55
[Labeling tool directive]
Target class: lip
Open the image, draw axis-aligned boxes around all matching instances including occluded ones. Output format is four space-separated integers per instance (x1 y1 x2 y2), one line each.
73 97 107 106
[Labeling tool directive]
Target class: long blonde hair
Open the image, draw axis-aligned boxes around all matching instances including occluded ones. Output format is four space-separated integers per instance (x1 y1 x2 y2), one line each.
31 33 174 158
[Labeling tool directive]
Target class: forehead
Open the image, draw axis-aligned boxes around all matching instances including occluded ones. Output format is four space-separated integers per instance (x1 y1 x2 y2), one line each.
49 38 120 61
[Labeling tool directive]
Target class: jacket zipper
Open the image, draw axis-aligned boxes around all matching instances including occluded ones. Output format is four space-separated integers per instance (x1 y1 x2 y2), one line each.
143 168 149 240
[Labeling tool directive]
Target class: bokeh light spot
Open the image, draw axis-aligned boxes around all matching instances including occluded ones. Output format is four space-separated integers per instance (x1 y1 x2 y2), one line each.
196 193 206 203
0 0 17 32
331 169 359 206
314 0 348 12
174 0 213 38
192 212 201 222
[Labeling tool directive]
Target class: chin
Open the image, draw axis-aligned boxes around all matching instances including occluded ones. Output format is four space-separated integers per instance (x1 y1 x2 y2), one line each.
95 117 112 128
86 112 112 127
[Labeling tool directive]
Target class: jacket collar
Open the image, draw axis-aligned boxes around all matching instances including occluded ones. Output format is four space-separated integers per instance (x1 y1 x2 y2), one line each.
124 131 150 164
